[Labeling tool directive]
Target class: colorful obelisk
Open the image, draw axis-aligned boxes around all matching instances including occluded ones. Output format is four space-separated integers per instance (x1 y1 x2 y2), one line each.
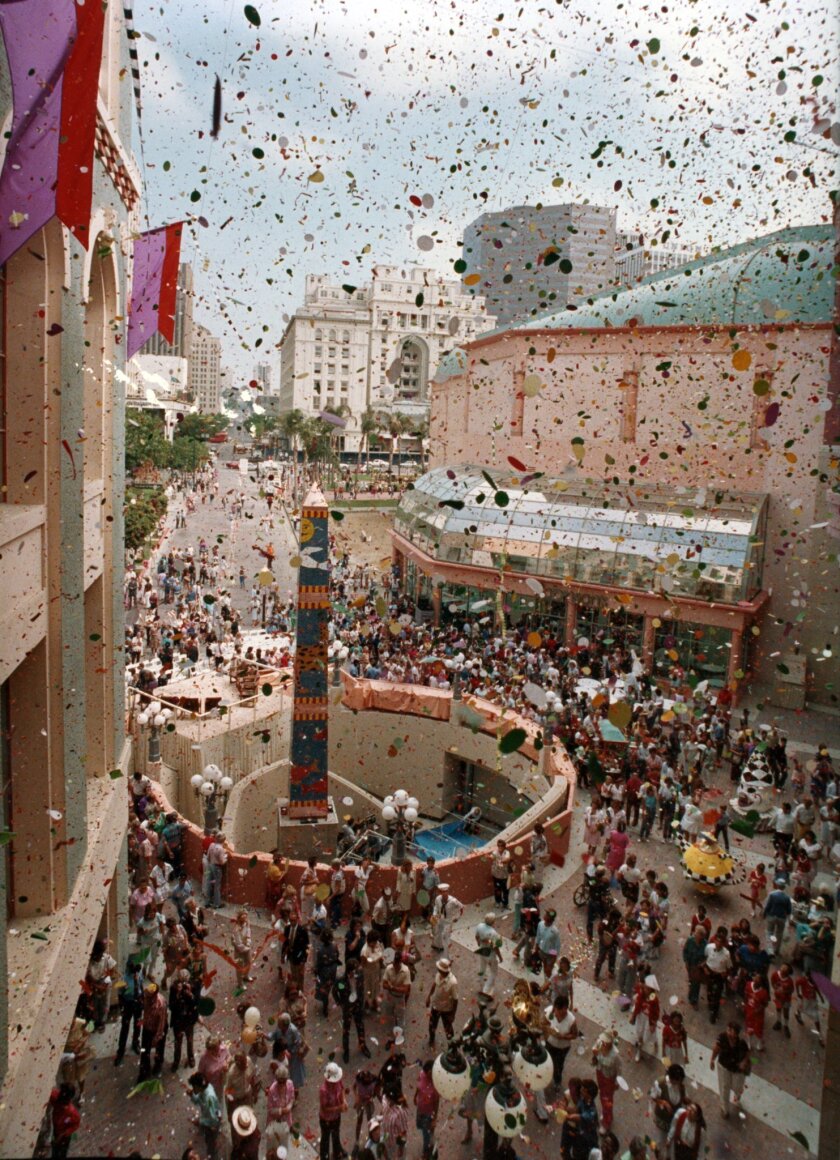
288 484 331 819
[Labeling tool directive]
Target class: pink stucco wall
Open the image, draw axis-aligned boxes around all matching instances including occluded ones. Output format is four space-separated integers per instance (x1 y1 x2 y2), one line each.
429 323 839 703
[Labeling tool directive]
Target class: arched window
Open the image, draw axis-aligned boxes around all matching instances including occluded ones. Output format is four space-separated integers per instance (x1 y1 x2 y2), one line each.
341 330 350 344
397 338 429 402
328 329 337 342
314 328 323 341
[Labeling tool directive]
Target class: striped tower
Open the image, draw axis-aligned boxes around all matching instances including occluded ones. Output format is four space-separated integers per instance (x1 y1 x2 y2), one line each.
288 484 331 819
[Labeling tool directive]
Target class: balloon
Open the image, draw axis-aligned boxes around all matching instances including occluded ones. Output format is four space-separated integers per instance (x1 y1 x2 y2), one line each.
241 1026 258 1044
243 1006 261 1028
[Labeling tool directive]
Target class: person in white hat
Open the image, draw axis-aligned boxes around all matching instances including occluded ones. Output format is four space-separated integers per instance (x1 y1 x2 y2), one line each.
426 959 459 1045
363 1115 386 1157
474 912 503 996
430 883 463 957
319 1060 348 1159
231 1104 260 1158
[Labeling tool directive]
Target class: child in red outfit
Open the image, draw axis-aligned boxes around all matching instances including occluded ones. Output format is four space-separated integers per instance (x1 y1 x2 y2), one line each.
748 864 767 919
629 980 660 1062
770 963 794 1037
743 972 770 1051
661 1010 689 1066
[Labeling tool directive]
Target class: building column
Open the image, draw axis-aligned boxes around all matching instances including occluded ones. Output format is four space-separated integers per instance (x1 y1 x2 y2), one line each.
642 616 656 670
565 596 578 649
432 585 442 628
8 643 61 916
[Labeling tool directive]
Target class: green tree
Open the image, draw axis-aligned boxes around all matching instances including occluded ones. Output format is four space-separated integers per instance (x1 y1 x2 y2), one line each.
358 407 381 470
125 410 171 474
173 412 227 442
124 486 168 552
169 437 208 472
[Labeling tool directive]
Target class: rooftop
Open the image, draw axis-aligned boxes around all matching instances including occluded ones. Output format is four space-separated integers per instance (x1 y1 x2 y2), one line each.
395 465 768 605
505 224 835 331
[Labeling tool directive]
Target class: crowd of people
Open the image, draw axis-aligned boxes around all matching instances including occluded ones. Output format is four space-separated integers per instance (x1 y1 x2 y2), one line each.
47 458 838 1160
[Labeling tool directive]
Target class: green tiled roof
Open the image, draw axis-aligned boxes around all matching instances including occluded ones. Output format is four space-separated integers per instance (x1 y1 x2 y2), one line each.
514 225 834 331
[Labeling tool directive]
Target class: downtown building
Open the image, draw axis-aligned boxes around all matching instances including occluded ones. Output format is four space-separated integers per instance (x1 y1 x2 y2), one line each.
395 225 840 708
0 7 141 1151
278 266 494 453
615 231 695 287
189 323 223 413
461 203 617 327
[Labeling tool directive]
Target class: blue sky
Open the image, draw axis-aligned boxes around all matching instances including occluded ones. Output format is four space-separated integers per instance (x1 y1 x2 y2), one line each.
133 0 838 382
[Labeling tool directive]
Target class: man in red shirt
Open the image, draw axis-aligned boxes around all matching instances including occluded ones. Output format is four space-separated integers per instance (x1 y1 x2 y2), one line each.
624 773 643 828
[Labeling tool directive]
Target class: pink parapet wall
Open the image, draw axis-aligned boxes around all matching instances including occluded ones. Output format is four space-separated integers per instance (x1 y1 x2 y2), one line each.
149 679 577 910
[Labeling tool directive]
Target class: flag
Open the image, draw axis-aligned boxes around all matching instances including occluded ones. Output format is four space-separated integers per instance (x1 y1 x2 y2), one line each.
0 0 105 267
127 223 184 358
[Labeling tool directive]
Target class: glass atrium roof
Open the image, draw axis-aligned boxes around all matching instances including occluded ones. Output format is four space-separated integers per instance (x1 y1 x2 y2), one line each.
395 466 767 605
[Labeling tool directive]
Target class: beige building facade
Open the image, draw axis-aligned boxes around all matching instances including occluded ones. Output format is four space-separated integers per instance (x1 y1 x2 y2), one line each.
279 266 494 452
0 8 139 1152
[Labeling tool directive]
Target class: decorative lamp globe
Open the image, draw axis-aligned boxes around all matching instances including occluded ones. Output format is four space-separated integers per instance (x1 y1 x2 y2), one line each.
512 1043 553 1092
190 773 205 790
407 796 419 811
484 1084 527 1138
153 713 166 728
404 807 418 823
431 1052 471 1101
203 764 223 783
137 712 149 727
200 781 215 797
149 700 161 715
393 789 410 807
220 776 234 792
382 805 397 822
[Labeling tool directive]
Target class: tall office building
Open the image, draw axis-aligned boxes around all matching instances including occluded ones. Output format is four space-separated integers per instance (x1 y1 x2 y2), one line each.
615 232 695 286
461 203 617 327
279 266 493 452
0 8 140 1151
253 361 274 394
140 261 194 359
189 325 223 414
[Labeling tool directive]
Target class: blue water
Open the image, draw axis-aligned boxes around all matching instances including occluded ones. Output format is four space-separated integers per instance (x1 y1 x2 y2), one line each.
412 819 488 861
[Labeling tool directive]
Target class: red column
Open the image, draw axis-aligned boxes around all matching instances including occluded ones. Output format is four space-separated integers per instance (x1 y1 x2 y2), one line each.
565 596 578 649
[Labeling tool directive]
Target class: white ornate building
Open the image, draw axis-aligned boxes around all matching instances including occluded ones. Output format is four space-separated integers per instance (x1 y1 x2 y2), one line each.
279 266 494 452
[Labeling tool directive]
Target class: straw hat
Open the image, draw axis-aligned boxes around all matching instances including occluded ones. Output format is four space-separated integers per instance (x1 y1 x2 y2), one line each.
232 1105 258 1136
324 1061 343 1082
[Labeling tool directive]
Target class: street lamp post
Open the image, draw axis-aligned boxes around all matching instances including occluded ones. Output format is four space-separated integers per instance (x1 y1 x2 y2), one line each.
136 700 174 765
431 1012 547 1160
190 763 234 834
258 566 274 627
381 788 419 865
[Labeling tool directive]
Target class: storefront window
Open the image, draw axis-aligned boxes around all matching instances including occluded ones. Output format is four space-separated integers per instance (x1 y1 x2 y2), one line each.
653 622 731 683
575 604 643 652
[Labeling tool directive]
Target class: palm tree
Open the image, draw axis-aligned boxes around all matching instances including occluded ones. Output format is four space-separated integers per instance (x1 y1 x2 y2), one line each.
358 407 381 471
410 415 430 473
377 410 414 477
279 409 306 493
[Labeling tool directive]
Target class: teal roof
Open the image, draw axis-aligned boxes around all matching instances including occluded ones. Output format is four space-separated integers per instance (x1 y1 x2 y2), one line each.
513 225 834 331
